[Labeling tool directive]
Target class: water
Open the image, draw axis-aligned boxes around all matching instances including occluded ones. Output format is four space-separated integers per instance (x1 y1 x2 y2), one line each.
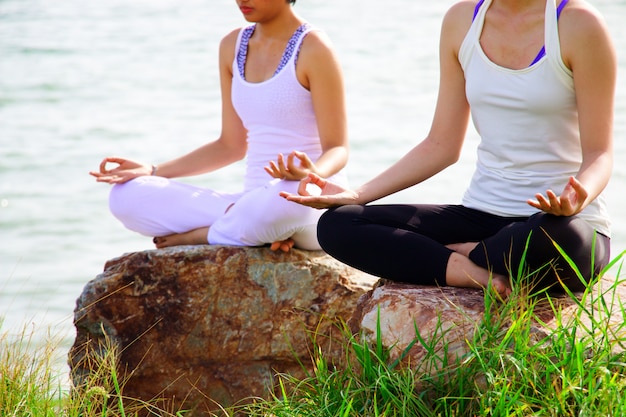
1 0 625 367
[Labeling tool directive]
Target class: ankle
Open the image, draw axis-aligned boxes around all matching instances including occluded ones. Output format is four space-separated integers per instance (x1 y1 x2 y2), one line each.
445 252 492 289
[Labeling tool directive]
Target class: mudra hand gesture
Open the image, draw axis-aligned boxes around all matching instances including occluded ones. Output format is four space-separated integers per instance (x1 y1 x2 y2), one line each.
89 157 151 184
264 150 318 181
280 172 359 209
527 176 588 217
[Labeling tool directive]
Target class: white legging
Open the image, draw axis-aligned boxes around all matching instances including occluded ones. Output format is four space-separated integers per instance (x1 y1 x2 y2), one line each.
108 176 323 250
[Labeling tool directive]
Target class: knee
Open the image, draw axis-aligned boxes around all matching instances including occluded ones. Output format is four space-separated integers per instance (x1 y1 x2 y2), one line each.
108 183 135 220
317 210 335 250
528 214 585 254
317 205 361 252
526 214 606 290
108 178 154 221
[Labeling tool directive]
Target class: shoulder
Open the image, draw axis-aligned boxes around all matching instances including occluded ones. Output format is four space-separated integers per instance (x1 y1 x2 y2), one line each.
297 28 341 72
559 0 609 37
443 0 480 23
299 28 336 59
218 27 246 66
219 27 244 53
294 27 343 89
559 1 614 69
441 1 479 54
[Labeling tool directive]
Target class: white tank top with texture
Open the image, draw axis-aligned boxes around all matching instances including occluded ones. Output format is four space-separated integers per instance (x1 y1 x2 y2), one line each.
231 24 347 192
458 0 610 236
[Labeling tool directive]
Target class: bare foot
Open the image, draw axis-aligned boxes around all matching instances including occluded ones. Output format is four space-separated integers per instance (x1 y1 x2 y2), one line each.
446 252 512 298
488 274 513 298
153 227 209 249
270 238 295 252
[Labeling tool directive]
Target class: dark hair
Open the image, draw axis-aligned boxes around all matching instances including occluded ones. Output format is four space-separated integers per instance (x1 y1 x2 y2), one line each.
288 0 296 4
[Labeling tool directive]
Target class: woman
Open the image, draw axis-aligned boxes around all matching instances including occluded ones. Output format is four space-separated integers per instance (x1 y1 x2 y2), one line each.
90 0 349 252
282 0 615 295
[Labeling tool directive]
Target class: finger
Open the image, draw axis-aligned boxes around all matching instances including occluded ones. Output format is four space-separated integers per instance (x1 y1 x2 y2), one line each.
547 190 562 211
297 176 315 196
287 152 296 170
546 189 559 202
279 192 316 207
568 176 588 201
276 153 287 174
307 173 327 189
96 176 119 184
559 193 573 215
268 160 280 174
99 159 111 173
531 193 551 211
270 241 281 251
527 198 540 209
280 192 303 202
266 161 282 178
264 166 280 178
99 156 125 172
293 150 311 165
568 176 581 189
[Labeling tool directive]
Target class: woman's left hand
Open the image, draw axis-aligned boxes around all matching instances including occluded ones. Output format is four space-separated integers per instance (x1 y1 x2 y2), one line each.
89 156 152 184
264 150 316 181
527 176 588 216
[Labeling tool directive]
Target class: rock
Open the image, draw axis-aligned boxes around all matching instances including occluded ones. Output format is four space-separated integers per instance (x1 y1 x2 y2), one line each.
350 277 626 382
69 245 377 415
349 282 488 372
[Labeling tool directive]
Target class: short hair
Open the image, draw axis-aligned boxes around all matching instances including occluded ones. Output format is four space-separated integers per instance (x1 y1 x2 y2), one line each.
288 0 296 4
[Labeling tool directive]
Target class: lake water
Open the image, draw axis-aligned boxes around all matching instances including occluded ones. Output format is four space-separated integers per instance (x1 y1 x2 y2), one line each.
1 0 625 369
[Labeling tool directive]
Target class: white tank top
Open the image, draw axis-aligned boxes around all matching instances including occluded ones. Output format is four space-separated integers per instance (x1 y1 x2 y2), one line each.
231 24 347 192
458 0 610 236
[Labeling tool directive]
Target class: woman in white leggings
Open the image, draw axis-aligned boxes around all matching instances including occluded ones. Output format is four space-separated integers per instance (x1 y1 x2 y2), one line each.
90 0 349 252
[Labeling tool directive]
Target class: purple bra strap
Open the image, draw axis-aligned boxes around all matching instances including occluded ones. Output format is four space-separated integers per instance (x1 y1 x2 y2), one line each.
530 0 570 66
556 0 570 17
473 0 486 21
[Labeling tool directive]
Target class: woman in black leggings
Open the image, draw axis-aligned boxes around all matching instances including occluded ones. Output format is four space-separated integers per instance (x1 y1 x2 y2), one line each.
281 0 615 296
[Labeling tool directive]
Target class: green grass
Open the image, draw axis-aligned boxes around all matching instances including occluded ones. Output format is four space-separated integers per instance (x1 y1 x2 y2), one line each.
0 321 186 416
2 249 626 416
231 249 626 417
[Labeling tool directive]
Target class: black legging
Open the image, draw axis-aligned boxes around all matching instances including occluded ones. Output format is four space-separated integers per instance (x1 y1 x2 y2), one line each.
317 204 611 293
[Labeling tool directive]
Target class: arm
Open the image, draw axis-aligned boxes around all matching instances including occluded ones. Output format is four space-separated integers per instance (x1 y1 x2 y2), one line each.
528 3 616 215
303 31 349 178
347 4 474 204
285 4 473 207
91 30 248 184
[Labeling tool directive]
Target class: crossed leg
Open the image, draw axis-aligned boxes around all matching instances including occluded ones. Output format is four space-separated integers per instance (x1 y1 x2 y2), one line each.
153 228 295 252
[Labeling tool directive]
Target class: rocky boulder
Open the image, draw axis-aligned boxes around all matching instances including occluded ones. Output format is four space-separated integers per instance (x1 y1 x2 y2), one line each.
350 277 626 383
69 245 377 415
71 243 624 415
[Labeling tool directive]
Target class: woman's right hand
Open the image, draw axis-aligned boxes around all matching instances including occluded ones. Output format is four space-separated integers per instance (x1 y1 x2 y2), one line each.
89 156 152 184
279 173 360 209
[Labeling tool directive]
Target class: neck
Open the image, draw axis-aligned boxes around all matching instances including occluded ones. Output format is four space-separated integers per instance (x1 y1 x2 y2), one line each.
494 0 545 13
254 8 303 40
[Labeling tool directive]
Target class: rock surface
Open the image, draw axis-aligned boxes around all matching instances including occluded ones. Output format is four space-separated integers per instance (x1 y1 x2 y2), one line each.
350 277 626 379
69 245 377 415
349 282 487 373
